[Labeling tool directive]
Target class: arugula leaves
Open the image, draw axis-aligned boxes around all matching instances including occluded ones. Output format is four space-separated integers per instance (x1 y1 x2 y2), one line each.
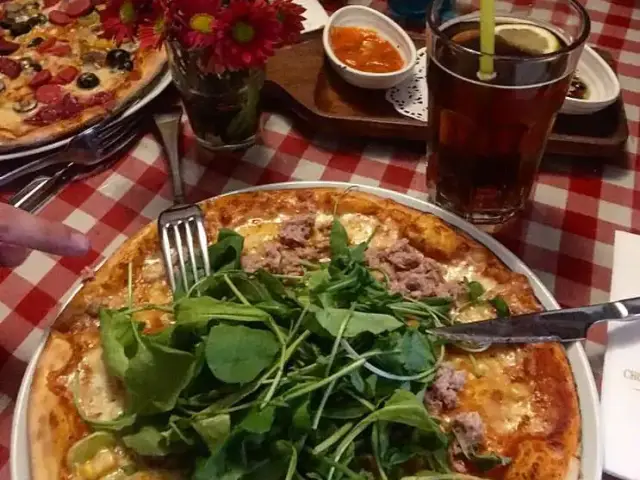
87 216 499 480
206 324 279 384
124 335 197 415
315 308 403 338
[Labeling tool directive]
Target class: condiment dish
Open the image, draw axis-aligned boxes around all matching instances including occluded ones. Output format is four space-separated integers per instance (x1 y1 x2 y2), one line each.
322 6 417 90
561 45 620 115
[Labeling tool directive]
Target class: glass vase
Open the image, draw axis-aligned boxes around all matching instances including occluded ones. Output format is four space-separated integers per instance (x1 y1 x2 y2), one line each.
166 40 265 151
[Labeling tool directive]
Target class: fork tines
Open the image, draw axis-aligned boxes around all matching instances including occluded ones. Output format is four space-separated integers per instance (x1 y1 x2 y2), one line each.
158 204 211 293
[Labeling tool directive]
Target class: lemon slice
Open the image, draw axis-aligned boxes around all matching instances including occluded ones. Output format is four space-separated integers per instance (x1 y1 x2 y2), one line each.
495 23 561 55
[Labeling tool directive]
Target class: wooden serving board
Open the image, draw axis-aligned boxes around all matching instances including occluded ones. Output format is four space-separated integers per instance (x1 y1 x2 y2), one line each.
264 32 629 158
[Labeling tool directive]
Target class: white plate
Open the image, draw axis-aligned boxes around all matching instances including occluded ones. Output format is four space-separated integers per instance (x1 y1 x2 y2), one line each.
10 181 602 480
297 0 330 34
0 69 172 162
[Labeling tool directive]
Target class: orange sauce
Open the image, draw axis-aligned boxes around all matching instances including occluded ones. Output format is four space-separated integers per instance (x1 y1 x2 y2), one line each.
330 26 405 73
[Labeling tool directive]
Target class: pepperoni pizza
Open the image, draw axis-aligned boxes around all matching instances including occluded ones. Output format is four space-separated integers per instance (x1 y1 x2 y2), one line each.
0 0 165 150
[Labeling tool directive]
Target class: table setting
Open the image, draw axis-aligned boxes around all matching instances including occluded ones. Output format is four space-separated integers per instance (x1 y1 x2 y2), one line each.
0 0 638 477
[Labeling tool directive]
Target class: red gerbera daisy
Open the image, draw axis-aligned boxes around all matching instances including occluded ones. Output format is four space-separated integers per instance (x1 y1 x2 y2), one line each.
138 0 166 49
212 0 280 71
100 0 138 44
272 0 305 45
174 0 220 48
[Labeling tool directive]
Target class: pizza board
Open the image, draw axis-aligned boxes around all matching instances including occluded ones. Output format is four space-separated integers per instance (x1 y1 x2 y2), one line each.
10 181 602 480
264 32 629 158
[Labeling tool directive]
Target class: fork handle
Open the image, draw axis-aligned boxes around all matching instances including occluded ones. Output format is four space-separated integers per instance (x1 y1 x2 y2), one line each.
0 147 70 188
155 114 184 204
9 164 71 212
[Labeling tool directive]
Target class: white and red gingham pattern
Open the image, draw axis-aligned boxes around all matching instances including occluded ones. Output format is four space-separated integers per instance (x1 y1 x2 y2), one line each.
0 0 637 477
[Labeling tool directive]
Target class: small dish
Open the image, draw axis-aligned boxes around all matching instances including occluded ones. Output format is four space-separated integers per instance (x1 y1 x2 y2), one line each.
561 45 620 115
322 6 417 90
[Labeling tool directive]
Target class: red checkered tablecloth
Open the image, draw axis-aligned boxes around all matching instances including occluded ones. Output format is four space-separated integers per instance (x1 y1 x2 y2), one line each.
0 0 637 477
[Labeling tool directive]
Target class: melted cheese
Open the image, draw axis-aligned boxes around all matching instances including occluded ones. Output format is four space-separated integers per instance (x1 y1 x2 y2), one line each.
449 348 550 453
76 348 125 422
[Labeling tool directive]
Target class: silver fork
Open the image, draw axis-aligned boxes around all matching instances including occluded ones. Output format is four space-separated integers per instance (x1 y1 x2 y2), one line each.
0 112 143 187
154 107 211 293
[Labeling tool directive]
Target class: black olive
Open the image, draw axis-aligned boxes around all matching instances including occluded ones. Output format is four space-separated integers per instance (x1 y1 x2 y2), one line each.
106 48 131 69
0 20 13 29
27 36 44 47
27 14 47 27
122 60 133 71
77 72 100 89
10 21 32 37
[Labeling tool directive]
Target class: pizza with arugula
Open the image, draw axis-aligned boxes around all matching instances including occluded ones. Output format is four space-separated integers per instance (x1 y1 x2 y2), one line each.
28 188 581 480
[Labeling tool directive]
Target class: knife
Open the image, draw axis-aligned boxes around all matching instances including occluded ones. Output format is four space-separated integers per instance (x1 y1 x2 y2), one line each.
429 296 640 344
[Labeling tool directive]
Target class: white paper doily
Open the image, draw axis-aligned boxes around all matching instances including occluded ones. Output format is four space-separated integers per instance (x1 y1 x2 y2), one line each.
385 47 428 122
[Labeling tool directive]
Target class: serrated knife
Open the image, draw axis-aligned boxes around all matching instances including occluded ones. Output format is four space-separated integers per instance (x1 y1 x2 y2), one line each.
429 296 640 344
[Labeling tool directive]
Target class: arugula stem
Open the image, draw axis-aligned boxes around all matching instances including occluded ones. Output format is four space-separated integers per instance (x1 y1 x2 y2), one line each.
285 443 298 480
312 309 352 430
261 316 288 408
305 448 368 480
279 351 385 403
372 423 389 480
224 274 250 306
289 304 310 341
312 422 353 455
344 390 375 412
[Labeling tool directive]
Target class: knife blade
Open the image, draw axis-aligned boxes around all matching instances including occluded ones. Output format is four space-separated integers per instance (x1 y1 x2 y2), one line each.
430 296 640 344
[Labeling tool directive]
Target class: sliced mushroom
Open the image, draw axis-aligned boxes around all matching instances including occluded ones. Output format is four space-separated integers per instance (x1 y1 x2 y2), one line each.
13 98 37 113
81 50 106 68
3 3 25 14
19 57 41 72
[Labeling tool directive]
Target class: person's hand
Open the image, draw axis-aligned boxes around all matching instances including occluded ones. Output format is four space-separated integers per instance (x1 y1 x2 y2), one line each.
0 203 90 267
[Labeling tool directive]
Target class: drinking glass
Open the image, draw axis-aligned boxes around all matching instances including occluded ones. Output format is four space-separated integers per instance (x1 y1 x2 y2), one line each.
425 0 590 228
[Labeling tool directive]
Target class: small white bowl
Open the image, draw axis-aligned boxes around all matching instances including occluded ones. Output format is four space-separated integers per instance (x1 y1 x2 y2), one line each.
561 45 620 115
322 6 417 90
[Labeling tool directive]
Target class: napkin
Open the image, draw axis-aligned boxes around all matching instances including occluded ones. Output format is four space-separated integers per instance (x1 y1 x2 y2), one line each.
296 0 330 34
601 230 640 480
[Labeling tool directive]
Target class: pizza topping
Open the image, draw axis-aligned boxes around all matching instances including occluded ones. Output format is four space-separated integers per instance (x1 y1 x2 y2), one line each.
279 214 314 247
424 363 466 413
366 239 464 299
65 0 93 17
0 37 19 54
0 79 4 93
0 56 20 78
35 83 63 103
28 68 51 87
53 65 79 84
35 36 56 53
77 71 99 89
451 412 485 451
77 10 100 25
12 97 37 113
81 50 106 67
26 92 86 124
48 9 73 25
49 42 72 56
8 20 33 37
106 48 132 70
29 12 47 26
3 3 24 15
82 90 114 106
44 0 61 8
19 56 42 72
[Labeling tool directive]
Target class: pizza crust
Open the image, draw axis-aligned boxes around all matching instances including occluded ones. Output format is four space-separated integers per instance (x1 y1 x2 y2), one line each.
28 188 581 480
